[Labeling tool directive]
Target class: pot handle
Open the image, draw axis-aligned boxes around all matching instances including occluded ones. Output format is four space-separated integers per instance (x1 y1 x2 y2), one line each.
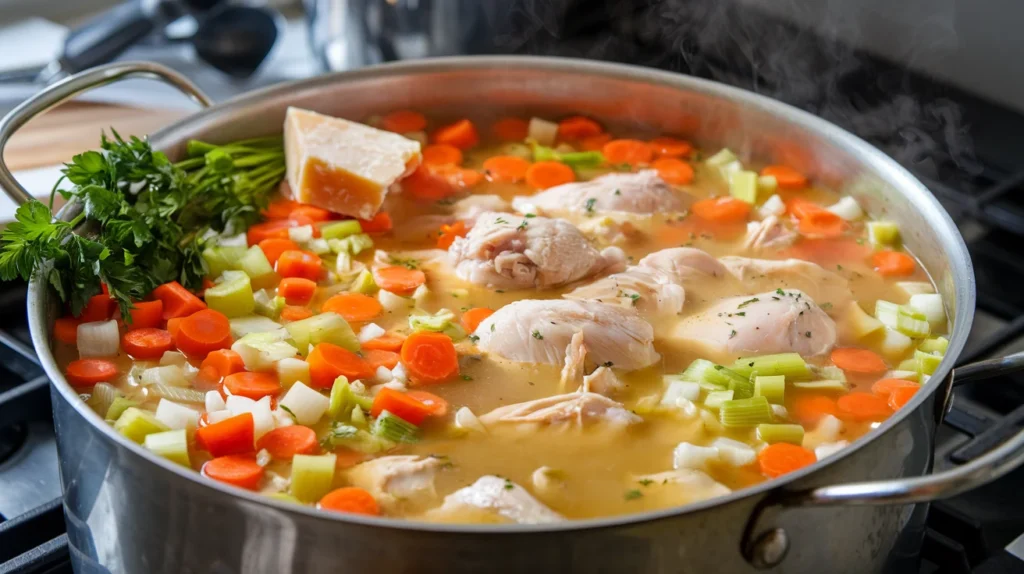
0 61 211 206
741 351 1024 569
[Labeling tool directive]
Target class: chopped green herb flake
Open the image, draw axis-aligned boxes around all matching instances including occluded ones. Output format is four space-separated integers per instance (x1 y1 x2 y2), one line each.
738 297 759 309
525 213 536 218
638 479 653 486
504 479 514 490
603 361 614 367
495 217 509 224
804 331 812 338
776 288 786 296
729 329 737 339
624 489 643 500
532 330 544 340
461 374 473 381
585 198 597 213
279 405 297 420
468 335 480 343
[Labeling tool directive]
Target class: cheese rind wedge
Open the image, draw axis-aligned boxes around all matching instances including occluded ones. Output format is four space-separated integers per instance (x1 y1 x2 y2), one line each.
284 107 421 219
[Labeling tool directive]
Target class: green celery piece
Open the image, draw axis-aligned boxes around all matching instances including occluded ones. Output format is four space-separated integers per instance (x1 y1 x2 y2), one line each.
202 246 247 278
732 353 810 379
285 312 359 354
232 331 298 371
757 424 805 445
703 390 734 410
705 148 737 168
791 380 849 392
753 375 786 404
350 269 378 294
86 383 118 418
114 407 170 443
329 377 353 421
320 220 362 241
897 358 921 373
757 174 778 194
239 245 277 289
915 350 943 375
875 301 930 338
372 410 419 443
409 309 456 333
532 144 560 162
729 170 759 204
919 336 949 355
680 359 716 383
105 396 138 422
204 273 255 317
254 289 285 319
268 492 302 504
719 396 773 428
290 454 337 503
703 364 752 399
350 405 368 427
559 151 605 167
143 429 191 466
867 221 901 248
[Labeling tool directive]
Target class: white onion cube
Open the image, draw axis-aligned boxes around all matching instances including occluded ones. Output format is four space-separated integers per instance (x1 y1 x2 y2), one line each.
278 382 330 426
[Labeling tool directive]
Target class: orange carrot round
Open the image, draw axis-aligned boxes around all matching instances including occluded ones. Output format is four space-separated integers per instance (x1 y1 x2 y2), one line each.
121 328 174 360
152 281 207 320
174 308 232 358
280 305 315 322
836 392 892 421
65 358 118 387
691 197 751 223
322 292 383 323
871 378 920 397
401 332 460 385
380 110 427 133
370 386 433 425
761 165 808 189
263 199 302 220
358 212 393 234
258 238 300 266
278 277 318 306
432 119 479 150
256 425 318 459
246 219 297 246
127 300 164 330
203 454 264 490
482 155 531 183
405 390 449 417
437 220 468 250
195 412 254 457
651 157 695 185
580 133 612 151
888 385 920 410
201 349 245 379
758 443 817 478
319 487 380 515
649 136 694 158
422 144 464 167
461 307 494 334
872 251 916 277
401 165 456 201
602 139 654 166
525 161 576 189
557 116 603 140
374 266 426 295
307 342 374 388
276 250 323 281
790 395 838 424
831 348 887 374
362 333 406 352
224 371 282 400
363 349 400 371
798 210 845 238
54 317 80 344
289 205 332 223
491 117 529 141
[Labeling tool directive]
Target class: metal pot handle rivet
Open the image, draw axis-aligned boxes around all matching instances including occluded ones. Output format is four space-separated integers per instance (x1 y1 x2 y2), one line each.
0 61 212 207
745 528 790 569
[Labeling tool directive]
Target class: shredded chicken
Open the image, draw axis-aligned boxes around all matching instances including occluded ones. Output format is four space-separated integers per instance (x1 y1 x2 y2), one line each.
430 476 564 524
345 455 447 511
480 392 640 426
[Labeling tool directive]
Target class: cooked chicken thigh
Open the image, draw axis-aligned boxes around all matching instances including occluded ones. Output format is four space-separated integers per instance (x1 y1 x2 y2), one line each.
719 256 852 311
480 392 640 426
628 470 731 507
427 476 564 524
743 215 798 252
345 455 446 511
513 170 693 216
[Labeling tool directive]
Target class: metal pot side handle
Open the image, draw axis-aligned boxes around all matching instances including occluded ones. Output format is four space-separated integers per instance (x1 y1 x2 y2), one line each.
742 351 1024 569
0 61 212 206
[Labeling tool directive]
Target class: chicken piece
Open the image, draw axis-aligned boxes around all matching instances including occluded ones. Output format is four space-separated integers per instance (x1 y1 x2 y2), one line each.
629 470 731 507
429 476 564 524
513 170 693 216
391 195 512 243
448 212 625 290
637 247 730 285
672 290 837 360
559 332 587 391
582 366 624 396
453 194 512 222
719 256 852 312
744 215 798 252
345 455 447 511
473 299 659 371
479 392 640 426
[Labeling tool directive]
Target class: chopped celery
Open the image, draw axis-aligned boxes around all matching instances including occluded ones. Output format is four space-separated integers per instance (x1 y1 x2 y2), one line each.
268 493 302 504
704 390 734 410
897 358 921 373
105 397 138 422
239 245 277 288
908 294 945 328
329 376 354 421
791 380 849 392
867 221 901 247
680 359 716 383
320 220 362 241
350 405 368 427
409 309 465 340
143 429 190 466
875 301 930 338
114 407 171 443
729 170 759 204
149 384 206 404
325 422 394 453
350 269 378 294
915 350 943 375
702 364 749 394
732 353 811 379
285 312 359 354
253 289 285 319
559 150 605 167
888 369 920 382
814 365 847 383
330 234 373 255
531 144 559 162
757 175 778 195
86 383 118 417
204 273 255 317
719 396 773 428
706 148 737 168
754 375 786 404
232 330 298 371
372 410 420 443
229 315 283 338
757 424 805 445
202 246 247 278
290 453 337 503
919 336 949 355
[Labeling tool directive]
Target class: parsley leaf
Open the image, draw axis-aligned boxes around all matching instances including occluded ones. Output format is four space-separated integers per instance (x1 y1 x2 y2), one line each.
532 330 544 340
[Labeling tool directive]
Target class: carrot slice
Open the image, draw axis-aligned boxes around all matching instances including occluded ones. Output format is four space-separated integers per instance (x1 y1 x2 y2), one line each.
126 300 163 329
65 358 118 387
422 144 464 167
401 165 457 201
482 155 531 183
224 371 282 400
363 349 400 371
888 385 920 410
836 392 892 421
525 161 575 189
362 333 406 352
256 425 318 459
871 378 920 397
691 197 751 223
332 448 369 469
437 220 467 250
276 250 323 281
262 199 302 220
790 395 838 424
758 443 817 478
374 266 426 295
321 292 383 323
831 348 887 374
121 328 174 360
174 308 232 358
289 205 331 223
246 219 297 246
460 307 494 334
358 212 393 234
258 238 300 266
602 139 654 166
401 332 459 385
649 136 694 158
432 119 479 150
491 117 529 142
432 164 484 189
195 412 254 457
280 306 315 322
651 157 695 185
278 277 318 306
319 487 380 515
380 110 427 133
370 386 433 425
580 133 612 151
307 343 374 388
405 390 449 417
166 317 182 339
872 251 916 277
203 454 264 490
78 293 114 322
798 210 845 238
557 116 603 140
201 349 246 379
54 317 80 345
761 165 808 189
152 281 207 320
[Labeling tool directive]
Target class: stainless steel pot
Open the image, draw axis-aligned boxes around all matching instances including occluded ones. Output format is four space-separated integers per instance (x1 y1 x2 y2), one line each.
2 58 1023 574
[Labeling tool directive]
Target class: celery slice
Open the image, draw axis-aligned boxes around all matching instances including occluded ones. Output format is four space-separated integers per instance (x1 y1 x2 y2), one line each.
758 175 778 195
350 269 378 294
897 358 921 373
114 407 171 443
202 246 247 278
329 234 374 255
285 312 359 354
719 396 773 428
320 220 362 241
754 375 786 404
706 148 737 168
268 492 302 504
704 390 734 410
329 376 354 421
350 405 368 427
149 384 206 404
757 424 805 445
232 331 298 371
105 396 138 422
729 170 759 204
409 309 465 340
791 380 849 392
814 365 847 383
144 429 191 466
875 301 931 338
914 350 943 375
204 273 255 318
372 410 420 443
290 454 337 503
324 422 394 453
732 353 810 379
239 245 277 289
867 221 901 247
558 151 605 167
680 359 716 383
919 336 949 355
86 383 118 418
253 289 285 319
229 315 283 338
887 369 920 382
702 364 751 398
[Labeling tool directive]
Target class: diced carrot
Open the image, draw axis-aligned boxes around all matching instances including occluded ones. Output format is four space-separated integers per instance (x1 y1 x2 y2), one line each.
194 365 223 390
152 281 207 320
580 133 612 151
126 300 163 329
602 139 654 166
319 487 380 516
276 250 323 281
872 378 920 397
761 165 808 189
362 333 406 352
258 238 300 266
432 119 479 150
557 116 603 140
370 386 433 425
401 165 457 201
280 306 314 322
405 390 449 417
166 317 182 339
785 198 821 219
262 199 302 220
321 292 383 323
174 308 232 358
201 349 246 378
872 251 916 277
224 371 282 400
790 395 838 424
363 349 400 371
758 443 817 478
836 392 892 421
380 110 427 133
278 277 318 306
691 197 751 223
246 219 297 246
460 307 494 334
203 454 264 490
798 210 845 238
54 317 80 345
289 205 332 223
65 358 118 387
78 293 114 322
525 161 575 189
256 425 318 459
649 136 694 158
437 220 467 250
401 332 459 385
195 412 254 457
422 144 464 167
651 157 694 185
307 343 374 388
358 212 393 234
121 328 173 360
374 266 426 295
491 117 529 142
831 348 887 374
888 385 920 410
482 155 531 183
433 165 484 189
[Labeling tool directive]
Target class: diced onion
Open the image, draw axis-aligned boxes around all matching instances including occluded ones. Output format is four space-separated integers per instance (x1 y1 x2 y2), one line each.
225 395 273 439
826 196 864 221
455 406 487 433
277 357 311 388
350 380 367 395
154 399 200 431
369 381 406 396
205 390 226 413
358 323 386 343
672 442 720 471
710 437 756 466
256 448 272 467
661 379 701 403
896 281 934 297
758 194 786 218
288 225 314 243
375 366 393 383
307 238 330 255
160 351 187 366
378 289 412 313
411 284 429 304
815 414 844 443
278 382 330 426
141 365 187 387
770 404 789 420
527 117 558 146
908 294 945 328
206 409 233 425
77 320 120 358
272 408 296 428
879 327 913 358
815 440 849 460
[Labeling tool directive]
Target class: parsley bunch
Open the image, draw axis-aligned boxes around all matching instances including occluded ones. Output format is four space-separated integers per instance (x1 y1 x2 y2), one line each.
0 130 284 319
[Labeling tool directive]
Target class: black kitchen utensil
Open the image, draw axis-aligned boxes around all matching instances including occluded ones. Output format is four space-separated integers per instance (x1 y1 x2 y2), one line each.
190 5 279 79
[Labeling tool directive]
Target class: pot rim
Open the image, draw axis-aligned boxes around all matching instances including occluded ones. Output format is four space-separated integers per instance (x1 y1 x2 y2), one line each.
28 55 975 534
